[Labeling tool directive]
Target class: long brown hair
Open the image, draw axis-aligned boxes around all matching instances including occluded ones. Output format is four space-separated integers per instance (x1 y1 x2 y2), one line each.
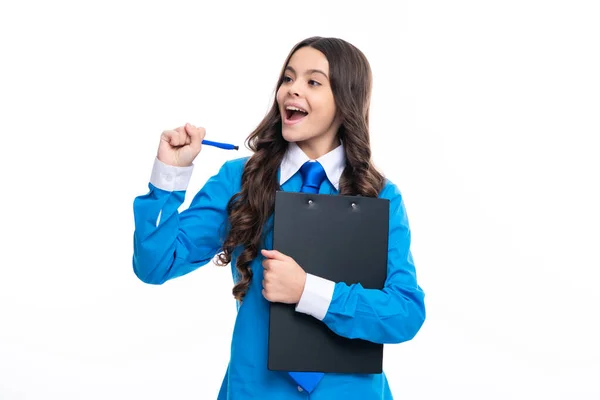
215 37 385 301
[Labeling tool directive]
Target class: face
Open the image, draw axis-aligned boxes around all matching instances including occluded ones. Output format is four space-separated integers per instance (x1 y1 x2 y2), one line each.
276 46 342 158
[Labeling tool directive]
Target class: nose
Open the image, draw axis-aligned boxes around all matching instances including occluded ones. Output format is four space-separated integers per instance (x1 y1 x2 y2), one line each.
288 80 301 97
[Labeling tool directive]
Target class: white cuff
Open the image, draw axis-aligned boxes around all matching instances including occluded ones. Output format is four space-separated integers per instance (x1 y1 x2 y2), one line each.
295 274 335 321
150 157 194 191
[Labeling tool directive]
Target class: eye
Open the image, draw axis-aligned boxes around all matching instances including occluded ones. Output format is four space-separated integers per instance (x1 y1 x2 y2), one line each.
308 80 321 87
282 76 293 84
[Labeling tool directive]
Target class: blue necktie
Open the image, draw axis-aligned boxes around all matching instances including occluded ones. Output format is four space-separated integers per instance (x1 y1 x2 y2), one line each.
288 160 326 393
299 160 326 194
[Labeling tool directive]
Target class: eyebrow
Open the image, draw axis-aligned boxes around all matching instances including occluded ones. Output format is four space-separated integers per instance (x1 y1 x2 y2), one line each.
285 66 329 79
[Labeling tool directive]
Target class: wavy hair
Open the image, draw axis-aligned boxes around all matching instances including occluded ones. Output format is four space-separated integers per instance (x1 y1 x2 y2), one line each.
215 37 385 301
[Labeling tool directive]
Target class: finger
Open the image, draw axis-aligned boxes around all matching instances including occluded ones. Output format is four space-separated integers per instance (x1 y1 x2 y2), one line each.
185 123 206 152
174 126 188 146
161 130 181 147
262 288 276 302
262 289 270 301
262 258 279 270
162 129 185 147
261 249 290 261
263 259 283 271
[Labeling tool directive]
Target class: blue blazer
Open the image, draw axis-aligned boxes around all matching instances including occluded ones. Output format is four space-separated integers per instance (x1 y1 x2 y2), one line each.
132 157 426 399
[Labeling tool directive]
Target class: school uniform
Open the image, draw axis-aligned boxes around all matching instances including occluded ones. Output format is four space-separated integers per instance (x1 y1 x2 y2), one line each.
132 142 426 399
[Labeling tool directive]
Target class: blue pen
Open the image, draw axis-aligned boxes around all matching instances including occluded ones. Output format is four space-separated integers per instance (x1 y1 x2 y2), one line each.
201 139 239 150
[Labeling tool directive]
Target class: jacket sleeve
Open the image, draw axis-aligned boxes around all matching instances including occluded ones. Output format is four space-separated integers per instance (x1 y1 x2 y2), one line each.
132 158 234 284
296 184 426 344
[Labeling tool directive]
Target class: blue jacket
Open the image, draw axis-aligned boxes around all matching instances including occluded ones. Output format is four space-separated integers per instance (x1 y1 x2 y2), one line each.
132 156 426 399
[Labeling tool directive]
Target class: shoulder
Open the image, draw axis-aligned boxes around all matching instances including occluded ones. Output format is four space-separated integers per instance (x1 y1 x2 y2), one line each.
215 156 251 176
222 156 251 172
215 156 251 190
379 178 404 203
378 178 411 224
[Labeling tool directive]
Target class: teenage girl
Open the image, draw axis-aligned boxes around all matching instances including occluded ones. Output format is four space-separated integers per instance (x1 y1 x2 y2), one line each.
132 36 425 399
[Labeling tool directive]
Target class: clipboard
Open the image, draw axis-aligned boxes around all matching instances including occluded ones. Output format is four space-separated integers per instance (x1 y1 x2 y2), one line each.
267 191 390 374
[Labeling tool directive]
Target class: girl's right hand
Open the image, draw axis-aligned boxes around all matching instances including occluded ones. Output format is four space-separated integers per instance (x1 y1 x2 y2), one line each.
157 123 206 167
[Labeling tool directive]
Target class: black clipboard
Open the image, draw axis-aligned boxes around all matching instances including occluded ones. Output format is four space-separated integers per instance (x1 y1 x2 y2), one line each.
267 191 390 374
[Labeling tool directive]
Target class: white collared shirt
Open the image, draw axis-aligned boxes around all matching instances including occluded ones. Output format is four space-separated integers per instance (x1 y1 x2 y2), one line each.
279 141 346 190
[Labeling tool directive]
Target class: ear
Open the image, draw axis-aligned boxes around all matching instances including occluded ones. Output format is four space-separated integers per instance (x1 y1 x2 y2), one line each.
333 115 344 141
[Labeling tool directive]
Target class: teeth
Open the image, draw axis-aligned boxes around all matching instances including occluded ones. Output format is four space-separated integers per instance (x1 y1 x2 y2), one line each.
286 106 307 113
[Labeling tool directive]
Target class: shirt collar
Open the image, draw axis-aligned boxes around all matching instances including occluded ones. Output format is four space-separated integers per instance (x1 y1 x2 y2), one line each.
279 141 346 190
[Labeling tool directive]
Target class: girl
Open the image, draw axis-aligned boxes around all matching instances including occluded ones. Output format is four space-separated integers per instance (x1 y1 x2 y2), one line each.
132 36 425 399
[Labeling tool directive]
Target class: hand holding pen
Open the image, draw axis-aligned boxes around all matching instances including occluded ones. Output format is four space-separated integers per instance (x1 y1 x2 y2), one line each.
157 123 238 167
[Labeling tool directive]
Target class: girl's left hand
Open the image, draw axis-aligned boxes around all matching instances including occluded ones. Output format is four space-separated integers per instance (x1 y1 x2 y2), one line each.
261 249 307 304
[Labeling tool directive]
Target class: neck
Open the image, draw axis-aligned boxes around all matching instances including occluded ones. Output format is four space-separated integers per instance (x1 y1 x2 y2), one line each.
297 135 340 160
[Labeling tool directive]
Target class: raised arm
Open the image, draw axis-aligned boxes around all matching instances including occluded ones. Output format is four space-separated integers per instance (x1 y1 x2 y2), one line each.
132 158 235 284
132 123 237 284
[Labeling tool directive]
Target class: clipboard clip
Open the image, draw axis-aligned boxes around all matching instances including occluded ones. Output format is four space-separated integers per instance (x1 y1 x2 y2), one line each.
306 199 358 209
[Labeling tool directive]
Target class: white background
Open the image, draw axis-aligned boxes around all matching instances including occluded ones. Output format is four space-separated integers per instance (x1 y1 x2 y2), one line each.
1 0 599 399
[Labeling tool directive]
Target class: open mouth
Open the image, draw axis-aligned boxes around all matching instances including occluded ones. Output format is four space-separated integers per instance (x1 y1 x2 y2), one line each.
285 106 309 123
